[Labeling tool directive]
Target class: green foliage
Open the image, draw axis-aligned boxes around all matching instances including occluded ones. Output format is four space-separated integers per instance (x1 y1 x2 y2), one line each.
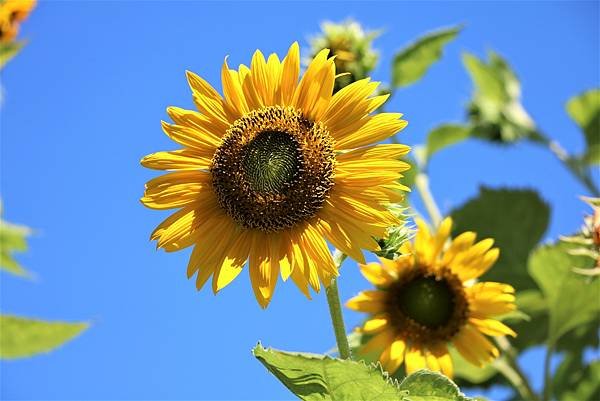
566 89 600 164
0 41 24 69
555 359 600 401
425 124 472 162
0 315 89 359
399 370 474 401
0 212 32 278
450 187 550 290
253 344 406 401
255 343 477 401
528 241 600 345
463 51 536 144
392 26 461 88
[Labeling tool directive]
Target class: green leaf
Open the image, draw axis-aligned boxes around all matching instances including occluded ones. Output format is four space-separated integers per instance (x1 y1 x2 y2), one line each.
450 187 550 290
463 51 535 144
254 344 405 401
399 370 474 401
566 89 600 164
463 53 507 108
392 26 461 88
556 360 600 401
528 241 600 344
0 315 89 359
425 124 472 161
0 41 24 69
0 216 32 278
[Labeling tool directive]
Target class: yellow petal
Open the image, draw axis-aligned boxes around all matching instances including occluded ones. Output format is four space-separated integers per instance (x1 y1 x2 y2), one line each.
345 290 387 313
405 345 427 374
141 149 212 171
362 314 390 334
469 317 517 337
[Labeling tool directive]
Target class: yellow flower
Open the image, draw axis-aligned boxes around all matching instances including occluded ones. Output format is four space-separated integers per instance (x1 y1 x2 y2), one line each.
141 43 409 308
0 0 36 43
346 217 516 377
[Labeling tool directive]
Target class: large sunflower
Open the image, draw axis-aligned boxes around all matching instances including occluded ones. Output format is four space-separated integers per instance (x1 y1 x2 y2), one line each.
346 217 516 377
141 43 409 308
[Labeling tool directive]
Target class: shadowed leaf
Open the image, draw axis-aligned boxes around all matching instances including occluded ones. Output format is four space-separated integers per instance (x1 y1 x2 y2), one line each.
450 187 550 290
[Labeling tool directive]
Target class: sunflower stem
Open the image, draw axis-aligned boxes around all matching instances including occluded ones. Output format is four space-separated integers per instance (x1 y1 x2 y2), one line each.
414 173 442 226
542 342 555 401
529 132 600 197
326 251 351 360
494 337 540 401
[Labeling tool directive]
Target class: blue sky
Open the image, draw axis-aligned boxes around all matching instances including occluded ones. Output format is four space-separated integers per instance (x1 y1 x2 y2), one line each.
1 1 598 400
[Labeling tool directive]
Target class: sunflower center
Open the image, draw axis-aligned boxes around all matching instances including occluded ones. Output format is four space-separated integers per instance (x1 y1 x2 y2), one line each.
398 277 454 328
386 267 469 344
242 130 300 194
211 106 336 232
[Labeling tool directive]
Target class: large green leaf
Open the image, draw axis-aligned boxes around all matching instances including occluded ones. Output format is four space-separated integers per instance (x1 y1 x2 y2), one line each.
425 124 472 161
528 241 600 345
254 344 405 401
566 89 600 164
392 26 461 88
0 216 32 277
399 370 474 401
0 315 89 359
450 187 550 290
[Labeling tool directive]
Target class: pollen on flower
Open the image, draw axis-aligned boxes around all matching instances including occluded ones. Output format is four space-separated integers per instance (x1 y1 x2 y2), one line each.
211 106 336 232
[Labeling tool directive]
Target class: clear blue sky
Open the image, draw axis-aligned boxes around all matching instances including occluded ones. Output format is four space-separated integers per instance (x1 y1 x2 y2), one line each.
1 1 598 400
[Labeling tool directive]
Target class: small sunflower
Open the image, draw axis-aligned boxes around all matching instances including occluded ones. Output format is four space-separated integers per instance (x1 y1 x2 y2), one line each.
141 43 409 308
0 0 36 43
346 217 516 377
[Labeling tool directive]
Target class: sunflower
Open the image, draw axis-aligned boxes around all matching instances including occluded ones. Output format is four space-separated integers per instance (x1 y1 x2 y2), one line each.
0 0 36 43
141 43 409 308
346 217 516 377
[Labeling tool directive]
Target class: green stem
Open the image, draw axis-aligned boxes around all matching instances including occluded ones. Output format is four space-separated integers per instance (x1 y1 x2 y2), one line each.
414 173 442 226
494 337 541 401
542 343 555 401
325 251 351 360
530 132 600 197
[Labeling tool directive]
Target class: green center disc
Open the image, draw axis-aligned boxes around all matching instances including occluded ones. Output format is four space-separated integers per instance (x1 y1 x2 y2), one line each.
397 276 455 328
242 130 300 194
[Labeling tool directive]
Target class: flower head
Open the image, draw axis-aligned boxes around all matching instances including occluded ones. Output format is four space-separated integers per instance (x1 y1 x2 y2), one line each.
346 217 516 377
310 20 379 93
141 43 409 308
0 0 36 43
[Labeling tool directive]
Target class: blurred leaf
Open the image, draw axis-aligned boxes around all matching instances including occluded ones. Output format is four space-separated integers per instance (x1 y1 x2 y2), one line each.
399 370 475 401
463 51 535 144
463 53 507 107
253 343 406 401
0 315 89 359
0 214 32 277
392 26 461 88
450 187 550 290
566 89 600 165
0 41 24 69
528 241 600 344
556 360 600 401
425 124 472 161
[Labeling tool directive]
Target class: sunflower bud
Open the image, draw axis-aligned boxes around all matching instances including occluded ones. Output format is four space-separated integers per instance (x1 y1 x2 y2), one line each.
310 20 379 93
561 196 600 275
